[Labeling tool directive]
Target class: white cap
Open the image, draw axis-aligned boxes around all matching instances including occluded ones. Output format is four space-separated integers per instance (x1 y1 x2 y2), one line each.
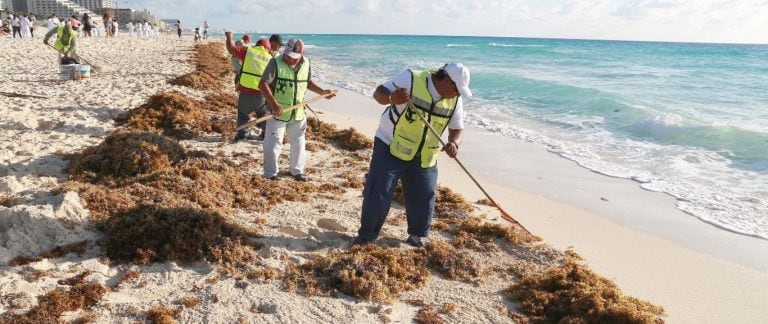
442 63 472 97
284 38 305 59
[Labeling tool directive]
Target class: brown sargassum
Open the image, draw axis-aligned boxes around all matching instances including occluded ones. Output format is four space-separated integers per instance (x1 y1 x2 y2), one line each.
6 41 665 324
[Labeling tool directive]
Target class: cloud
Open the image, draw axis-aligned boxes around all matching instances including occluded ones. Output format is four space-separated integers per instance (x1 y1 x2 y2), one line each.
118 0 768 43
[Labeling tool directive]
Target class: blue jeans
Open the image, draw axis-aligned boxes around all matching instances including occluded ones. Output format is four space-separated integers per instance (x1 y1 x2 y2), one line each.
358 138 438 242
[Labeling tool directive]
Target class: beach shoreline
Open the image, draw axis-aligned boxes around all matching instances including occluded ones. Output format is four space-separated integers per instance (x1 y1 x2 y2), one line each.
1 33 766 323
311 80 768 271
309 85 768 323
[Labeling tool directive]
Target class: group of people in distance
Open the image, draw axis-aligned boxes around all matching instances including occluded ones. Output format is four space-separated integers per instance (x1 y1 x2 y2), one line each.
171 20 209 42
3 12 37 38
225 31 473 248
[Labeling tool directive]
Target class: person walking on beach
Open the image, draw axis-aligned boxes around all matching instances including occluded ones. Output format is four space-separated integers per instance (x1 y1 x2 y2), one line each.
46 14 59 30
44 18 82 64
103 12 113 38
112 18 118 37
269 34 284 56
11 15 21 38
202 20 209 39
259 38 336 181
175 20 182 39
193 27 201 43
225 31 272 142
351 63 472 248
29 14 37 38
20 14 31 38
81 13 92 37
143 20 150 38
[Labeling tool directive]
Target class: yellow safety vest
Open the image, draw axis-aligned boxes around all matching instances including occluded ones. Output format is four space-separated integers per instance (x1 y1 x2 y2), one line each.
271 55 310 122
238 45 272 90
390 70 458 168
54 26 77 54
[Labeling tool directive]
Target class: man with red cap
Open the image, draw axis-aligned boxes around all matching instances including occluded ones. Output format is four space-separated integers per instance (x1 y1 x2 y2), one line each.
230 34 253 85
259 38 335 182
225 31 273 142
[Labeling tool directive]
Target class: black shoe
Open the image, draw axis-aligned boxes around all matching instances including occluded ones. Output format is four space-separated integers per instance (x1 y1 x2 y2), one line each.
233 131 246 142
405 235 425 248
350 236 372 247
292 174 308 182
266 175 278 181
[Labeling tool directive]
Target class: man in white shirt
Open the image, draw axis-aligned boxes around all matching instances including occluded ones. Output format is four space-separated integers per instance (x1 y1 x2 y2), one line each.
20 15 31 38
352 63 472 248
12 15 21 38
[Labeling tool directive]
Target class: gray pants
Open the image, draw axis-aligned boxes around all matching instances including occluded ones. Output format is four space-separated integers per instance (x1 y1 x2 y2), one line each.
236 92 267 140
263 118 307 178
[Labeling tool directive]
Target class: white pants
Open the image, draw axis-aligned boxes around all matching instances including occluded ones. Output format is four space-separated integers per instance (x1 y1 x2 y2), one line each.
263 118 307 178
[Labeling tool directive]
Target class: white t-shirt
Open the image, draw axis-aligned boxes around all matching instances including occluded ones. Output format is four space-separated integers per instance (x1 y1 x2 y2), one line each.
374 69 465 145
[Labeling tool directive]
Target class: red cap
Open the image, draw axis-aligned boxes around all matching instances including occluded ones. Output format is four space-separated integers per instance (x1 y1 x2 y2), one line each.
242 34 251 42
257 38 271 52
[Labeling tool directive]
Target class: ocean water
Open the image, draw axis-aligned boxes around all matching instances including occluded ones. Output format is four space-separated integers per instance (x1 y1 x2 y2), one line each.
242 34 768 240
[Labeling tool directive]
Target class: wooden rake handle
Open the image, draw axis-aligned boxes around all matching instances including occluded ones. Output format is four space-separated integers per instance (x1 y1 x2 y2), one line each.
223 90 337 144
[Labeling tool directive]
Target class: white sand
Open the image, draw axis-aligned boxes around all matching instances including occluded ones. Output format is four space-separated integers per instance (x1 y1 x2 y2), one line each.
1 32 767 323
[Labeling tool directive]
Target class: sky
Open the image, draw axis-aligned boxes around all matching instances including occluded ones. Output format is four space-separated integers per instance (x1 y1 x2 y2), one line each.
120 0 768 44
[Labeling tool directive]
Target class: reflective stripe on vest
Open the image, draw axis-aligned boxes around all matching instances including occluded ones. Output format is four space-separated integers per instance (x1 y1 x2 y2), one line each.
390 69 458 168
238 46 271 90
272 55 310 122
54 26 77 53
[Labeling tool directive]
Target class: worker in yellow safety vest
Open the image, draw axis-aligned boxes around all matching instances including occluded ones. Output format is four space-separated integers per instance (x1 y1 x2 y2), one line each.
259 38 336 182
43 18 82 64
352 63 472 248
225 31 273 142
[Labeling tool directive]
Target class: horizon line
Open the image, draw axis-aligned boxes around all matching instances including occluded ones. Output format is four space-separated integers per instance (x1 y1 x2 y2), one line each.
211 31 768 47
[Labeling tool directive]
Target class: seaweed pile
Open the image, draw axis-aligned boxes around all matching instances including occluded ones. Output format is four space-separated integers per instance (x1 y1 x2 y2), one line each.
102 205 258 266
450 216 536 248
116 92 213 140
0 272 106 324
504 252 666 323
407 299 457 324
433 186 474 219
67 131 186 181
306 118 373 151
65 132 328 221
424 240 484 282
282 244 430 303
202 93 238 113
169 42 231 91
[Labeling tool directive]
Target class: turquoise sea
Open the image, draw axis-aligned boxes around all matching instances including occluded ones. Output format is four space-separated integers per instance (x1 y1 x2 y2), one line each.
236 34 768 240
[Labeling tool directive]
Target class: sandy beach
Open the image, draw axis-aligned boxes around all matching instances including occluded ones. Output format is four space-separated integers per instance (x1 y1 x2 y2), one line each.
1 32 767 323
